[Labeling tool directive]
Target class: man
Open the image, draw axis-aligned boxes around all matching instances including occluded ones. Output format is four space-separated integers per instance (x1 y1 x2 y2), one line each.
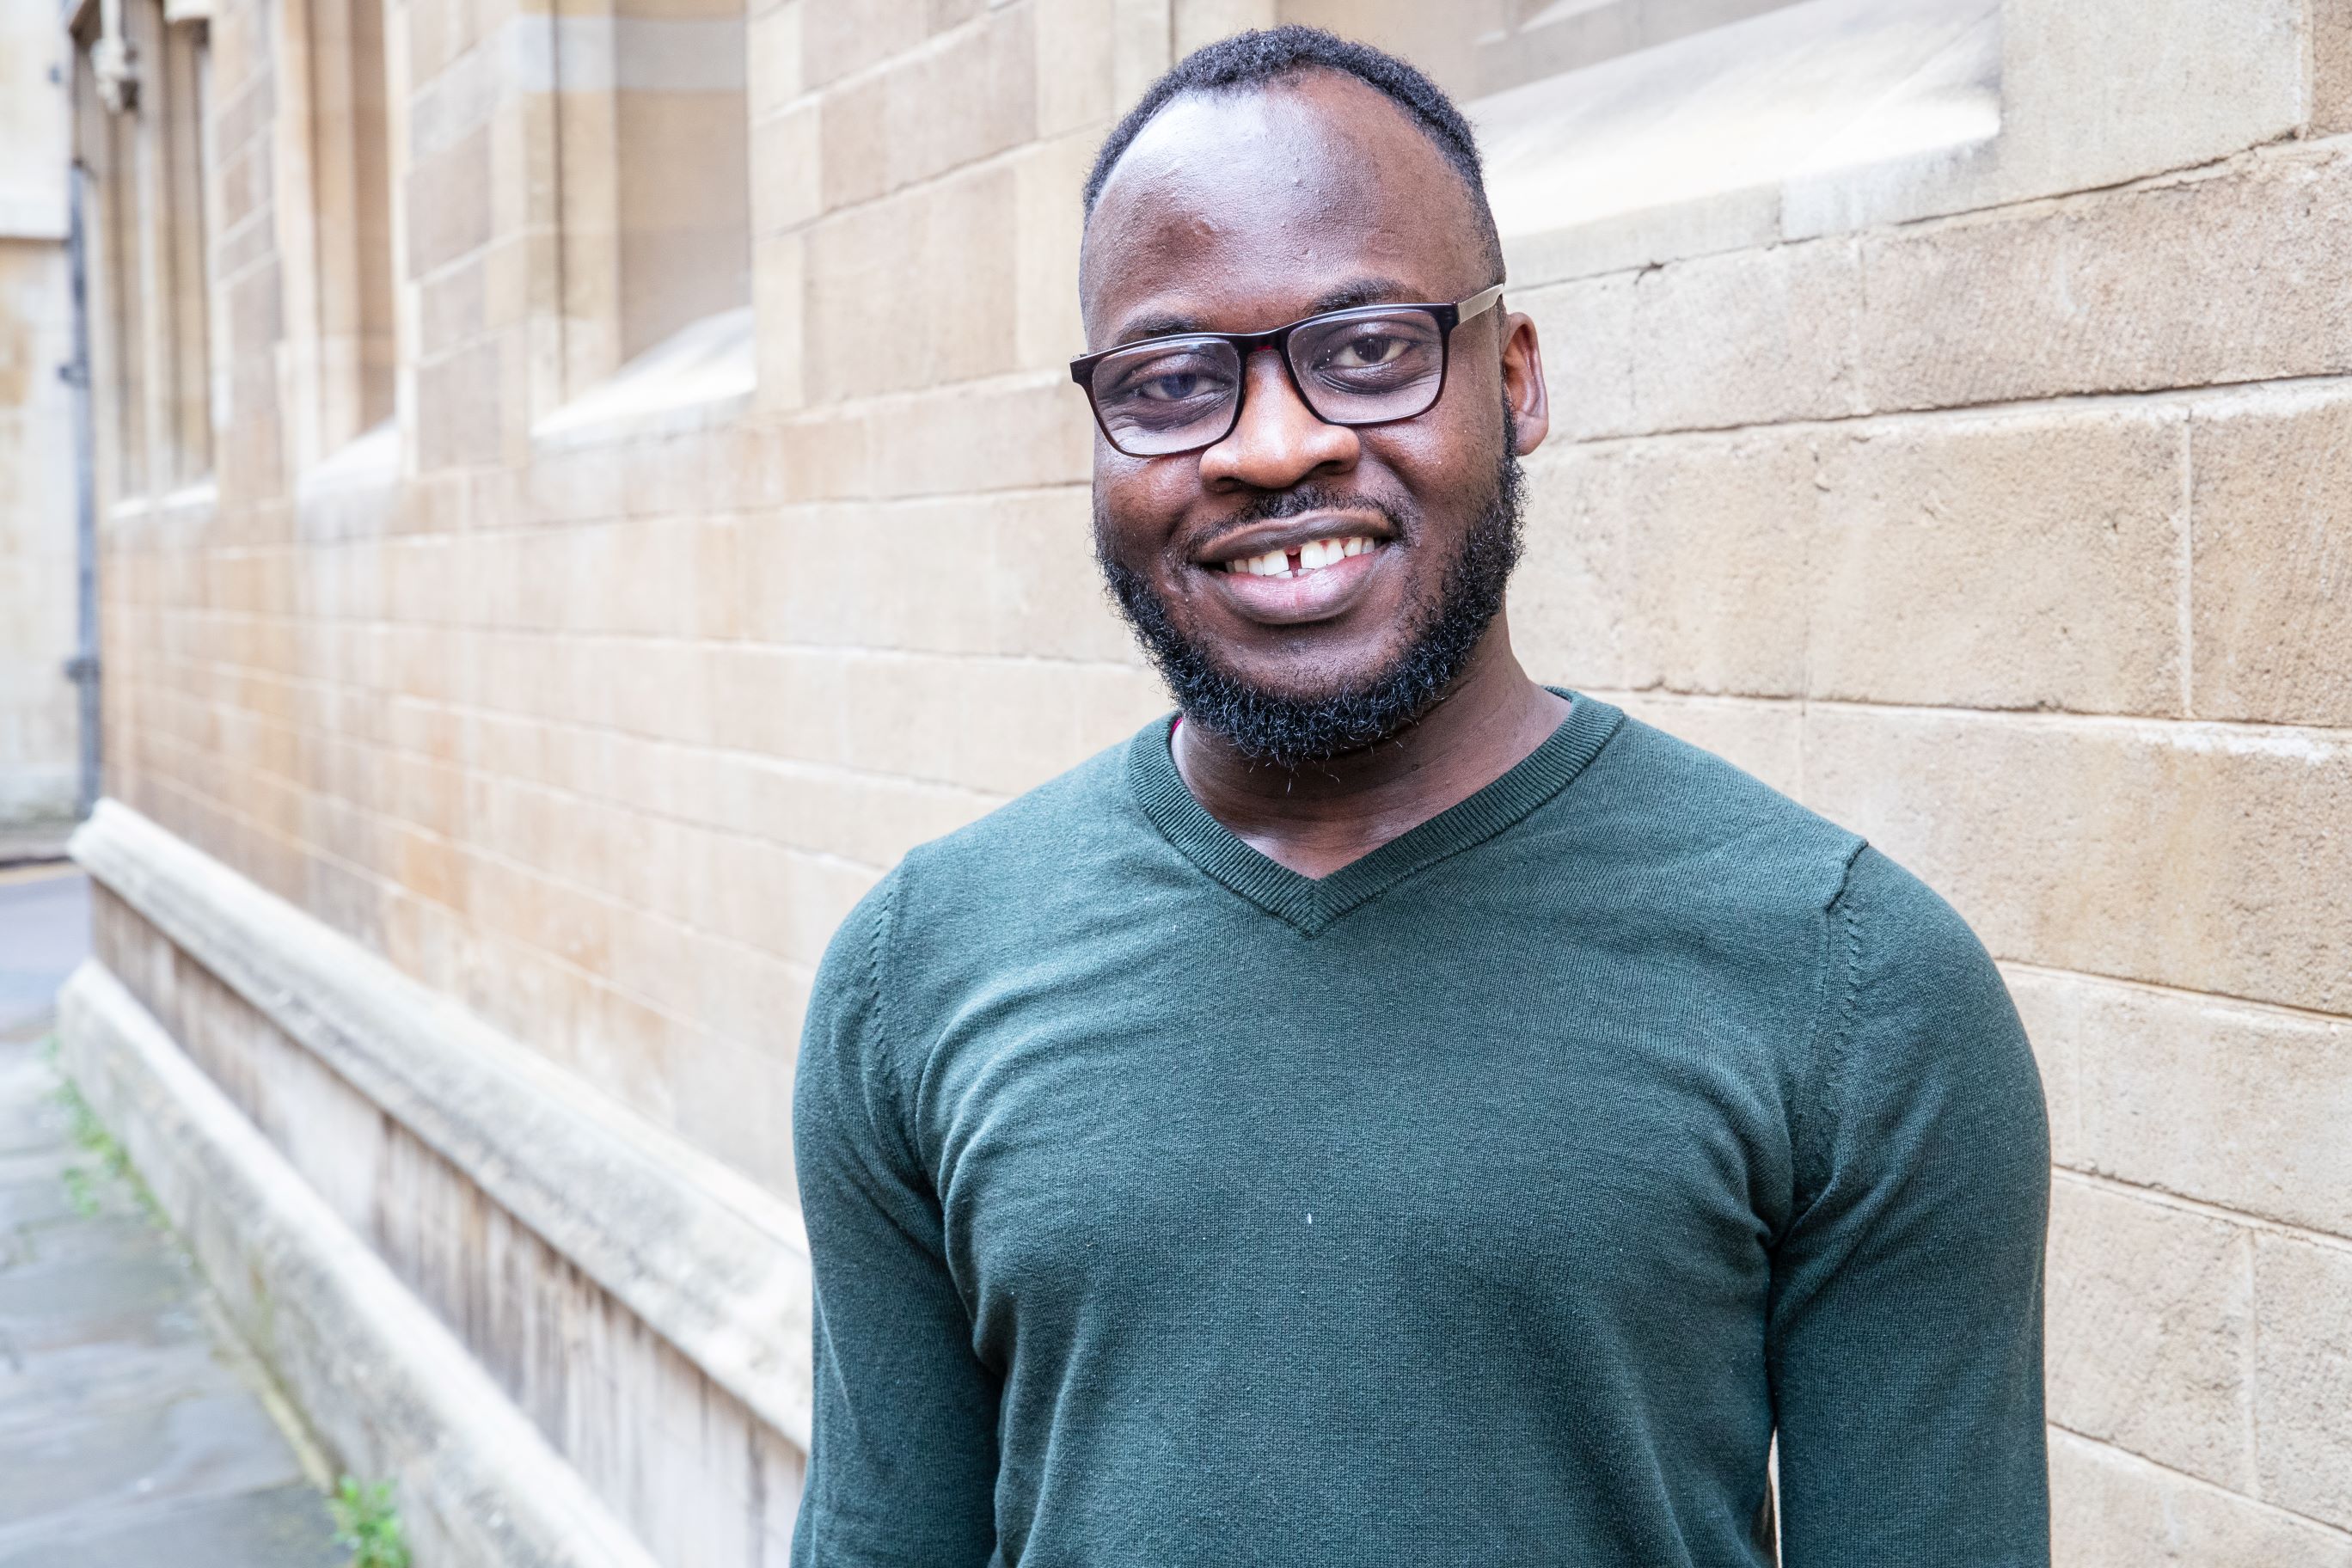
792 27 2049 1568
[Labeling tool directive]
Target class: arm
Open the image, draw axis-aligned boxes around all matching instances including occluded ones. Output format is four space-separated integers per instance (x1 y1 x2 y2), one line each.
792 871 1001 1567
1768 846 2051 1567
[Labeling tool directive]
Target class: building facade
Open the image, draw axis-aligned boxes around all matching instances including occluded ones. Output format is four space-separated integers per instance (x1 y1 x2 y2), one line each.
0 0 79 839
42 0 2352 1562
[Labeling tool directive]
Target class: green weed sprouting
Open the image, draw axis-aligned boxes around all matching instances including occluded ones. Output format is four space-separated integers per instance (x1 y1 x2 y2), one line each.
330 1476 412 1568
53 1076 135 1218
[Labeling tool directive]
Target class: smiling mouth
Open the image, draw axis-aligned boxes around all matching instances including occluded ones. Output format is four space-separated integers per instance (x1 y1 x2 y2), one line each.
1218 535 1383 578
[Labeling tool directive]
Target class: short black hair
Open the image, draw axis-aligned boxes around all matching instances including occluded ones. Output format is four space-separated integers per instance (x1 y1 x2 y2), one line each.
1082 26 1504 273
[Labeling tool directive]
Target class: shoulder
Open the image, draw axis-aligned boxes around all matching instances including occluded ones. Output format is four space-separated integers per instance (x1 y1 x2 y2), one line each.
1828 843 2030 1079
888 725 1155 927
1561 708 1865 924
808 720 1172 996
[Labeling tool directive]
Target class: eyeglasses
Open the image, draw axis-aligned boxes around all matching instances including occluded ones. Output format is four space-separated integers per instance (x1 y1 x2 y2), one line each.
1069 282 1506 458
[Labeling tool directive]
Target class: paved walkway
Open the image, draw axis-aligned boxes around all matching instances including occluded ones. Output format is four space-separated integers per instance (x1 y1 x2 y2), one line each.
0 864 343 1565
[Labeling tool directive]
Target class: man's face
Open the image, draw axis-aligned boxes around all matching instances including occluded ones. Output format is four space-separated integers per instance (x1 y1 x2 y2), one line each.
1080 71 1549 763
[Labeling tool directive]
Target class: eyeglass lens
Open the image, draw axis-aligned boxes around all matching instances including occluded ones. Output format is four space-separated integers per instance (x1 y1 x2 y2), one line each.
1088 309 1449 456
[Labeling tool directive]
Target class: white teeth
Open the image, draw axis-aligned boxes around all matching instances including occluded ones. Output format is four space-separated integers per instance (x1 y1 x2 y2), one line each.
1223 537 1378 577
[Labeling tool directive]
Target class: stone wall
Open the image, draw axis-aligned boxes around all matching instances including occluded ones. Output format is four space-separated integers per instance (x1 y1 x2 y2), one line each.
55 0 2352 1561
0 0 77 831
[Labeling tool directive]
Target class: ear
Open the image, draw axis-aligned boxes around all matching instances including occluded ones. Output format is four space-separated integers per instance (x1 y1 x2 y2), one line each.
1498 309 1550 456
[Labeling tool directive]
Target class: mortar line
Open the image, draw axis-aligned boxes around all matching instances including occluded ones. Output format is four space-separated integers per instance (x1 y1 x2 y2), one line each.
1997 958 2352 1032
2046 1424 2352 1541
1555 367 2352 450
1576 687 2352 745
2053 1167 2352 1257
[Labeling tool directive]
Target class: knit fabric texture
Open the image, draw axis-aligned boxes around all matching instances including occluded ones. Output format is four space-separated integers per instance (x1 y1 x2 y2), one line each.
791 695 2051 1567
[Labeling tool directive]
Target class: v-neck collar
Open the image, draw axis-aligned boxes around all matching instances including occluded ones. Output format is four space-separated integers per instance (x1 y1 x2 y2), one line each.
1126 689 1625 936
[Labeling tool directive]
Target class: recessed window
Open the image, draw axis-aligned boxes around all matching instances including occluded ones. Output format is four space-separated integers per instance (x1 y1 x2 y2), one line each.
306 0 397 454
549 0 752 421
73 0 218 503
157 15 213 489
1299 0 2000 246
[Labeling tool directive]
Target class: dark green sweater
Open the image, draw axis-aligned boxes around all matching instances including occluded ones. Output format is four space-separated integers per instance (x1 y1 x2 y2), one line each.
791 695 2049 1567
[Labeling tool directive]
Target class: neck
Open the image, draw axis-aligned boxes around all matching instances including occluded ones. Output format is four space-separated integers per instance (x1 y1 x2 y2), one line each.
1172 614 1570 879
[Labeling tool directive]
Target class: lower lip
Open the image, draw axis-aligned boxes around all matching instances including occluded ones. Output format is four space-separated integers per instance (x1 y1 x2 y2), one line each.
1202 547 1387 625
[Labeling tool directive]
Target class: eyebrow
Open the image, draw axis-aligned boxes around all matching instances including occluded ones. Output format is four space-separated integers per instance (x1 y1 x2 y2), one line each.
1108 275 1421 347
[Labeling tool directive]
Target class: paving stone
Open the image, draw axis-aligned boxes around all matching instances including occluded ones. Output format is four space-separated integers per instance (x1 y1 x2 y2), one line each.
0 1173 79 1230
0 1246 197 1355
0 1007 337 1566
0 1390 309 1543
0 1482 344 1568
0 1333 243 1437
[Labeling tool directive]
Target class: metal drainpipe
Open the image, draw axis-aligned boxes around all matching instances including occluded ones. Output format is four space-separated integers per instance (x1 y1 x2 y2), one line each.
62 150 102 818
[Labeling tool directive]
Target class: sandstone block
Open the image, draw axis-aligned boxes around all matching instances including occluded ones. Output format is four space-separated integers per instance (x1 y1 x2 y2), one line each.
403 123 495 279
1808 406 2188 716
710 643 848 762
799 0 928 89
1587 692 1805 801
2045 1175 2256 1491
1801 707 2352 1015
747 3 804 121
1627 236 1865 433
888 5 1037 196
977 487 1137 665
705 756 993 871
2050 1430 2352 1568
817 69 890 212
750 418 845 511
803 165 1018 401
751 103 821 236
1516 431 1816 697
870 372 1092 498
753 231 808 413
1170 0 1273 55
1996 966 2085 1170
1035 0 1116 138
2018 969 2352 1239
1014 130 1094 373
1860 145 2352 413
2188 384 2352 728
743 488 1130 664
415 338 508 470
1515 271 1638 443
833 647 1160 797
1498 446 1645 693
2322 0 2352 135
1112 0 1173 105
2253 1234 2352 1530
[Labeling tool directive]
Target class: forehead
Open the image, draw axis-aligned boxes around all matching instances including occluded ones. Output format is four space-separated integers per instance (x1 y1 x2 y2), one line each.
1080 71 1486 343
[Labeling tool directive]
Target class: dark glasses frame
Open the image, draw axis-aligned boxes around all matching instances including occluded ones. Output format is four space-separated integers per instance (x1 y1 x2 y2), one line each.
1068 281 1508 458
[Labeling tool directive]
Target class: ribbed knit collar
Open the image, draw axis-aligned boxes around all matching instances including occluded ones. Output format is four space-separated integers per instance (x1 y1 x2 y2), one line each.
1126 689 1624 936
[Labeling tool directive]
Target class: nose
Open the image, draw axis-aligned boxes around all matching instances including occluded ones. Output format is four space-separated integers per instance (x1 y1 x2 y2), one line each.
1195 347 1358 491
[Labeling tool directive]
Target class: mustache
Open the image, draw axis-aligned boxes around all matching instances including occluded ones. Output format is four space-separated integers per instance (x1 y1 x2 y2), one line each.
1197 483 1414 537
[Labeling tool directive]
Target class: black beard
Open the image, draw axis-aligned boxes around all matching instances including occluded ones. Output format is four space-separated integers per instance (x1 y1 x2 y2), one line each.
1095 421 1527 770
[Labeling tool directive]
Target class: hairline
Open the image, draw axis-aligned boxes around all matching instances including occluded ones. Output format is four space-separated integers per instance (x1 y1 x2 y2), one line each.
1080 64 1506 277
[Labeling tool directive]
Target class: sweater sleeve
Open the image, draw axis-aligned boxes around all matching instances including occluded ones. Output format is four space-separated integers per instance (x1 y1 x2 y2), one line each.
791 868 1001 1568
1767 846 2051 1568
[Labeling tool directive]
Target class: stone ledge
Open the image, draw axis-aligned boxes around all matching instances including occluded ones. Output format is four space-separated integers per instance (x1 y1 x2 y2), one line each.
67 798 814 1452
56 960 664 1568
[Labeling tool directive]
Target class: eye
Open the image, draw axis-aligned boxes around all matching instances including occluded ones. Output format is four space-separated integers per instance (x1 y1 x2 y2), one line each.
1330 332 1409 369
1136 371 1206 401
1104 349 1231 407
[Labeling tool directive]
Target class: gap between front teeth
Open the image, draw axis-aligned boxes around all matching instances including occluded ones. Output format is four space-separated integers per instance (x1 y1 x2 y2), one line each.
1225 536 1377 577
